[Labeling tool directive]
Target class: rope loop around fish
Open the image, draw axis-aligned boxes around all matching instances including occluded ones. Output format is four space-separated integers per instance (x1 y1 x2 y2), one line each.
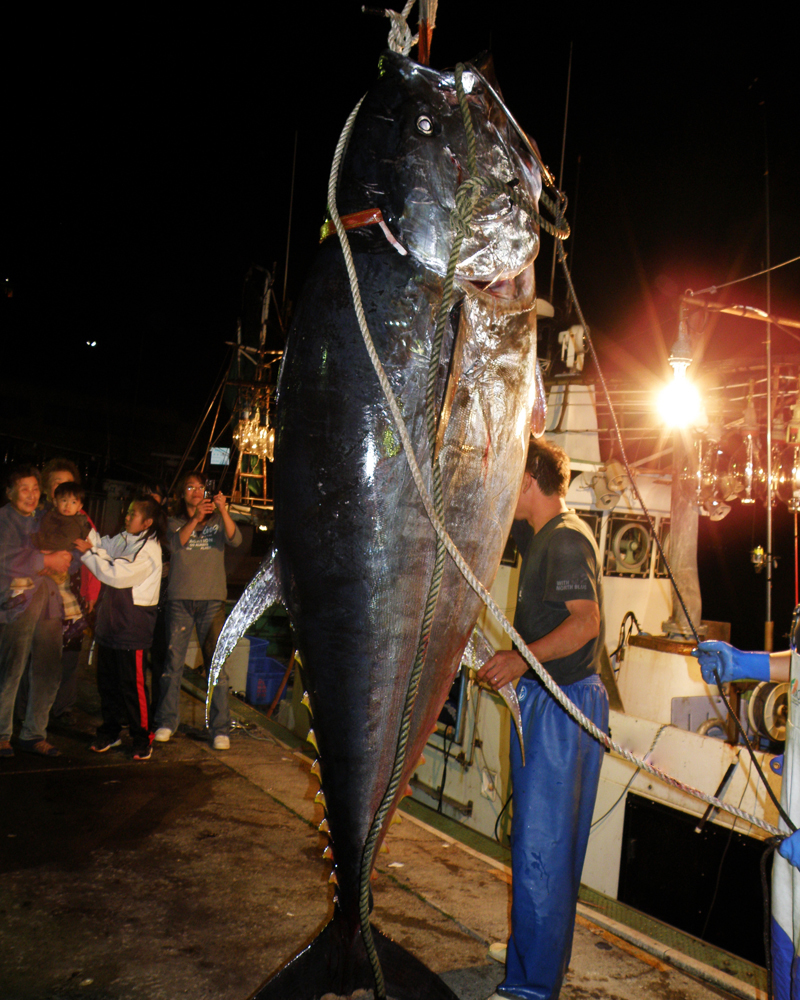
326 76 785 844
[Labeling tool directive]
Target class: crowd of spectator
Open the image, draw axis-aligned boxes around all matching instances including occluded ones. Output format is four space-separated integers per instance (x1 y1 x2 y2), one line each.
0 460 241 760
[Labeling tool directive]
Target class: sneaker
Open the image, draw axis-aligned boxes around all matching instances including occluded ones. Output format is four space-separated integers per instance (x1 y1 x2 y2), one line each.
132 745 152 761
90 736 122 753
0 740 14 758
17 739 61 757
488 941 507 964
153 728 173 742
212 734 230 751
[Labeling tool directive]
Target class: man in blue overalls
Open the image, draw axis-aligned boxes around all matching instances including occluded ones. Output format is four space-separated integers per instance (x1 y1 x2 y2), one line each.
479 438 609 1000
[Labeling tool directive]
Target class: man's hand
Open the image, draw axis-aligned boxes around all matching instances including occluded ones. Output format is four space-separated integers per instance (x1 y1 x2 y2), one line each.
691 640 770 685
73 538 92 553
477 650 527 691
42 550 71 575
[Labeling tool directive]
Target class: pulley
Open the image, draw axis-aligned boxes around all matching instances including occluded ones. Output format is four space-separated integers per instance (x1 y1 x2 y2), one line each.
747 681 789 744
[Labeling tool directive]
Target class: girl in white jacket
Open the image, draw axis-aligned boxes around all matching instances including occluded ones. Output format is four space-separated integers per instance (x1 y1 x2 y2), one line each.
78 494 166 760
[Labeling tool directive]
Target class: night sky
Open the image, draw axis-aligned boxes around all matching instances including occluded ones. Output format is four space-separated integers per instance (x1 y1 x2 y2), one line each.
4 4 799 645
6 6 798 384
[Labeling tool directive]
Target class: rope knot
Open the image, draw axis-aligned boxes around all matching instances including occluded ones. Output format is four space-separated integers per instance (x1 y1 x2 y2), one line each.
371 0 418 56
450 176 482 238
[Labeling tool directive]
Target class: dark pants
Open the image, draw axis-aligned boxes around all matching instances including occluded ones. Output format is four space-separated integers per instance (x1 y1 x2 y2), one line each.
499 674 609 1000
0 585 63 743
96 646 151 753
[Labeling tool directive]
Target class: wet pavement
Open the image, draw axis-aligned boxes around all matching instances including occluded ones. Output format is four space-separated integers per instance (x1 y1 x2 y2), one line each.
0 665 739 1000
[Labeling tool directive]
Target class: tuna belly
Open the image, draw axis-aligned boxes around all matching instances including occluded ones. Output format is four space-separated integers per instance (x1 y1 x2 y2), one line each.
396 263 540 803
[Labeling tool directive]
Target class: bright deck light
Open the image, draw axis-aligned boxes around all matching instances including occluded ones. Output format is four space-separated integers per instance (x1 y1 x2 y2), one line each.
658 365 701 428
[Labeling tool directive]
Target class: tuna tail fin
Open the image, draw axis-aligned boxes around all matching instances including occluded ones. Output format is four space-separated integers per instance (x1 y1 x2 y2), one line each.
208 547 283 692
250 913 459 1000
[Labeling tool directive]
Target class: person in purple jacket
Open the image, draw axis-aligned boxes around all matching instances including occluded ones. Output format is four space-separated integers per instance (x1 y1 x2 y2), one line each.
0 465 73 758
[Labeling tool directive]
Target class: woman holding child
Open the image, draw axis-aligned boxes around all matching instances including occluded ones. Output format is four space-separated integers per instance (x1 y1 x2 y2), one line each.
16 459 101 725
0 465 72 757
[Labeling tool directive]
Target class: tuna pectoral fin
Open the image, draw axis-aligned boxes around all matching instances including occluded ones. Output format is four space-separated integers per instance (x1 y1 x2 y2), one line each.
250 915 459 1000
465 628 526 766
498 681 526 767
209 548 282 688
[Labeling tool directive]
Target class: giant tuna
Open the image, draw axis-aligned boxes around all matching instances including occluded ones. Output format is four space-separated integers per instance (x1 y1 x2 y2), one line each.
212 49 546 1000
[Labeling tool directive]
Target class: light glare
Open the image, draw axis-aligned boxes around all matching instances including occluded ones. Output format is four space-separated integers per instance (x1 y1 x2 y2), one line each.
658 371 701 428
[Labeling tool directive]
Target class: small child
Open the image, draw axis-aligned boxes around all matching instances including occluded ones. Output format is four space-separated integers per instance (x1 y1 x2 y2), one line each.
30 482 96 631
33 481 92 552
78 494 166 761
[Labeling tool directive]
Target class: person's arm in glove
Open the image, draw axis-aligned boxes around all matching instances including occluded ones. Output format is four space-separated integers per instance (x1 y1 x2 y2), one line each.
691 641 790 685
779 830 800 868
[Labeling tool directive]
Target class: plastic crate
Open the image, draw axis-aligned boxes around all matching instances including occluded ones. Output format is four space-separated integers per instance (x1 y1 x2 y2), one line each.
245 649 288 706
225 637 251 692
246 636 271 665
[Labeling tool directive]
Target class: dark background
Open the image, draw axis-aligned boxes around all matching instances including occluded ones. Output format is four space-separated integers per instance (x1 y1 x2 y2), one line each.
3 4 799 648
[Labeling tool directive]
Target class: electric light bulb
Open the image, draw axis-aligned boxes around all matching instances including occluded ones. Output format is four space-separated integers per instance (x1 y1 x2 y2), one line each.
657 369 701 428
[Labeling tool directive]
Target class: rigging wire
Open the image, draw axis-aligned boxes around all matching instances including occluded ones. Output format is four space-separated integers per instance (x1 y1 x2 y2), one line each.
689 253 800 297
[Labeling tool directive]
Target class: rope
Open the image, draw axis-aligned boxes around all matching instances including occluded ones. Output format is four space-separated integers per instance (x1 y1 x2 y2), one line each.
325 75 787 1000
379 0 418 56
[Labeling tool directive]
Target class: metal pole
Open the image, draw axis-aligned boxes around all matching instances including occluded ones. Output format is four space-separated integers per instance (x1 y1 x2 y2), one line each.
765 115 773 649
549 42 572 306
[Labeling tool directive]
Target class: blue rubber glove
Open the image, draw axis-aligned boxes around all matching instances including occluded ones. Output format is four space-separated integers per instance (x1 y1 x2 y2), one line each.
779 830 800 869
691 640 770 685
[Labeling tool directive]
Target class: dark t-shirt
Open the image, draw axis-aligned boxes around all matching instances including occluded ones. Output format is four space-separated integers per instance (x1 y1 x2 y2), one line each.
513 510 604 687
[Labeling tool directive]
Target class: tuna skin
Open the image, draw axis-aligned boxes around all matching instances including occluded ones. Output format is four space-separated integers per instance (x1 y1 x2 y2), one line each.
222 50 543 999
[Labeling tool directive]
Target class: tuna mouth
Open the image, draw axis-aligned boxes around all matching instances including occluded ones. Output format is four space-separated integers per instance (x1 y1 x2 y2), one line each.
466 261 534 301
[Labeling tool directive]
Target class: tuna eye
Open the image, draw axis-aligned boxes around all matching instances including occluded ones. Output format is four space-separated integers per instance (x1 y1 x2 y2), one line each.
416 115 433 135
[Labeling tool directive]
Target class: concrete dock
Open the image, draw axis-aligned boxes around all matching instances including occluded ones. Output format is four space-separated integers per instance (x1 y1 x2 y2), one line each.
1 665 747 1000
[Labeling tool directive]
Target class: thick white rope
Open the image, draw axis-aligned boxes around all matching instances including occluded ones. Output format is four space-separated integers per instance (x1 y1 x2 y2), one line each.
374 0 418 56
326 97 783 840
